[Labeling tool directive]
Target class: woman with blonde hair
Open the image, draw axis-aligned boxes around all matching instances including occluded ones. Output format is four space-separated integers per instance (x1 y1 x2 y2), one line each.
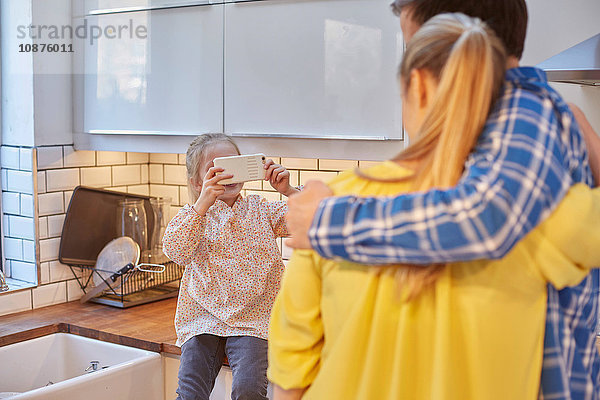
267 13 600 400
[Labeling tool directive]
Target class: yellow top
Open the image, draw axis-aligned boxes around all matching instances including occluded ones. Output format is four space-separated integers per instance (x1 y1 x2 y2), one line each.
268 161 600 400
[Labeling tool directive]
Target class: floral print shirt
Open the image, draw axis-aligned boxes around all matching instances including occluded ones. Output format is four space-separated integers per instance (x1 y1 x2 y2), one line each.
163 195 288 346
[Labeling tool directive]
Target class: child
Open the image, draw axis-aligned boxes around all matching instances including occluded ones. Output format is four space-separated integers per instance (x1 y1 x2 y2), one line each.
268 14 600 400
163 133 299 400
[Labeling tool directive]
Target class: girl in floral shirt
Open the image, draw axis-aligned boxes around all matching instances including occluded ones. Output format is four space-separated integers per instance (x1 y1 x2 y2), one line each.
163 133 298 400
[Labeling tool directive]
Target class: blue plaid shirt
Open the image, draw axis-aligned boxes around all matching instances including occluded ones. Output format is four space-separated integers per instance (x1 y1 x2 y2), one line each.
309 67 599 399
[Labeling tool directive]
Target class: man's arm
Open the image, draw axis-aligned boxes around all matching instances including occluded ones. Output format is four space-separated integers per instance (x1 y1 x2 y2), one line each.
570 103 600 183
290 88 589 265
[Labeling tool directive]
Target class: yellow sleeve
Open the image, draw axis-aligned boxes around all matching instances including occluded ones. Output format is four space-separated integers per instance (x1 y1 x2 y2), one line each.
267 249 324 390
533 184 600 288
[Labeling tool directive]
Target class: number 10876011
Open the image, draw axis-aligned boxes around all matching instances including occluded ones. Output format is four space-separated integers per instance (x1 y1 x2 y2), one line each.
19 43 73 53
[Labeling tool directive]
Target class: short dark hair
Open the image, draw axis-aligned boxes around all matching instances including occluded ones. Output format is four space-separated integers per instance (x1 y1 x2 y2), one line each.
390 0 528 59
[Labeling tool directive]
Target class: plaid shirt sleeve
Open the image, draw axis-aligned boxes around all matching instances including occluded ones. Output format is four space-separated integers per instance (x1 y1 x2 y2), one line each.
309 71 587 265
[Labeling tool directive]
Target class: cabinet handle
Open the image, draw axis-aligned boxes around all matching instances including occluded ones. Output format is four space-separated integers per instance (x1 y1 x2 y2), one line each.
230 132 395 141
86 130 399 141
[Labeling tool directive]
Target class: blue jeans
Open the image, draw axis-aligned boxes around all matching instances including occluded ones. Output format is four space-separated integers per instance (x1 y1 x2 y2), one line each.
176 334 268 400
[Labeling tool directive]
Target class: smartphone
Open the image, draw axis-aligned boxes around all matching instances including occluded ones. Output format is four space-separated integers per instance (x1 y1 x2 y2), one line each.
213 153 267 184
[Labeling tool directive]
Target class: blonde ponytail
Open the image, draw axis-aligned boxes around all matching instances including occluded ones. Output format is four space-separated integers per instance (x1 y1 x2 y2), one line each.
390 13 507 300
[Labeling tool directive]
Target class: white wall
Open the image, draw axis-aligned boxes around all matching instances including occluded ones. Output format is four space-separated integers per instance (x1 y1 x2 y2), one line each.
524 0 600 132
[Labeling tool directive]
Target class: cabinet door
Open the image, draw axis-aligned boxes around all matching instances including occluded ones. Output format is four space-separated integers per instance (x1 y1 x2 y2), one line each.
83 5 223 135
224 0 403 140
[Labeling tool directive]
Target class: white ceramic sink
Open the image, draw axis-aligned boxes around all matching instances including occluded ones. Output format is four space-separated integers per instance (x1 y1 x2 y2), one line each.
0 333 162 400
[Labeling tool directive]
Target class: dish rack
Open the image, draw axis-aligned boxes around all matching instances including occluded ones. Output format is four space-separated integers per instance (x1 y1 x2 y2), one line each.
68 261 185 308
60 186 185 308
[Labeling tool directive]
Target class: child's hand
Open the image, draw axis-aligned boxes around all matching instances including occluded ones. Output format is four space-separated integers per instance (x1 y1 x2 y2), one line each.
264 159 299 197
193 167 233 215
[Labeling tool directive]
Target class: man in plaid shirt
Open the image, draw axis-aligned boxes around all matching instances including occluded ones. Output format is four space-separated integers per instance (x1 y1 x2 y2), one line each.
286 0 599 398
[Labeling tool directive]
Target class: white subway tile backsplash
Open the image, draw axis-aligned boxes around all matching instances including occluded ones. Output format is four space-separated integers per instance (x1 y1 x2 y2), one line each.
150 153 178 164
1 169 8 191
67 279 85 301
37 146 63 170
127 185 150 196
80 166 111 187
37 171 46 193
0 290 32 315
63 146 95 168
290 170 300 187
112 165 141 186
49 260 74 282
149 164 164 184
246 190 281 202
244 180 262 190
20 194 34 217
1 147 20 169
164 165 187 185
319 159 358 171
0 150 347 316
169 205 181 221
3 215 10 236
38 217 49 240
22 240 36 263
7 170 33 194
3 237 23 260
19 148 33 171
46 169 79 192
8 216 35 240
106 186 128 193
40 262 50 284
38 192 65 216
359 160 380 169
282 158 318 170
141 165 149 183
299 171 338 185
150 185 179 205
2 192 20 214
11 261 37 283
97 151 126 166
47 214 66 238
33 281 67 309
63 191 74 210
39 237 61 262
179 186 189 205
127 152 149 164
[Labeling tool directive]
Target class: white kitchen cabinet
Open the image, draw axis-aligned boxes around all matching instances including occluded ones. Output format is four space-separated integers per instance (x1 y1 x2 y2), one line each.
81 4 223 135
74 0 407 159
224 0 404 140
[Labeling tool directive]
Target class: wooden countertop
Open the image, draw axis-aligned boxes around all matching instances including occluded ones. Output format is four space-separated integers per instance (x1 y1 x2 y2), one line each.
0 297 181 355
2 297 600 358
